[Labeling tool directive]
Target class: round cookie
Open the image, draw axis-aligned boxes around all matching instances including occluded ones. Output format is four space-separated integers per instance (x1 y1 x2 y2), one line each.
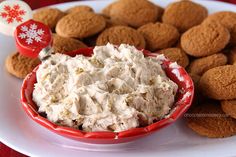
33 8 65 30
52 34 87 54
227 47 236 65
186 103 236 138
221 100 236 119
138 23 180 51
109 0 160 28
181 23 230 57
188 53 227 76
158 48 189 68
203 11 236 45
96 26 146 48
162 0 208 32
5 52 40 79
65 5 94 14
199 65 236 100
56 12 106 38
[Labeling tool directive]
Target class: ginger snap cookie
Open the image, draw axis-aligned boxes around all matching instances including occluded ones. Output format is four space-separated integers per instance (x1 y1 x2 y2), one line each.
109 0 161 28
186 103 236 138
52 34 87 54
56 12 106 38
5 52 40 79
138 23 180 51
66 5 94 14
33 8 65 30
221 100 236 119
199 65 236 100
203 11 236 45
96 26 146 48
158 48 189 68
188 53 227 76
227 47 236 65
162 0 208 32
181 23 230 57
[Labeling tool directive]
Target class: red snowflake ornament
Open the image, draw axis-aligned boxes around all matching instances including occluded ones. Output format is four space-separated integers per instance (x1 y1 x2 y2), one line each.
15 20 52 58
0 4 26 24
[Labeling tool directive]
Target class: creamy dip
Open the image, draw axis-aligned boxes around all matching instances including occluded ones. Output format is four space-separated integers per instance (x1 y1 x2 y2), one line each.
33 43 178 132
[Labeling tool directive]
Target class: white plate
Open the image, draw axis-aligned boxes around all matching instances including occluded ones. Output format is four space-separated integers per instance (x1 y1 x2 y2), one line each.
0 0 236 156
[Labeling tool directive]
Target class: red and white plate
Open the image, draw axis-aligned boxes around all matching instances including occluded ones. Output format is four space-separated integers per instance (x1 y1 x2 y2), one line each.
0 0 236 157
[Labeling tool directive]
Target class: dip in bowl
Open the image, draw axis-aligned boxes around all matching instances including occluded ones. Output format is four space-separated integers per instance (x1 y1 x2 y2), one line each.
21 43 194 144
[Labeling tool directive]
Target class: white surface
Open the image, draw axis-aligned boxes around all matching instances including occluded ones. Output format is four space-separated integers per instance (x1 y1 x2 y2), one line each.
0 0 236 157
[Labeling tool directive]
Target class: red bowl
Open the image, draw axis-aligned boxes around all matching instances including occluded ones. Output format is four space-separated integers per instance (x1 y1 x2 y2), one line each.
21 47 194 144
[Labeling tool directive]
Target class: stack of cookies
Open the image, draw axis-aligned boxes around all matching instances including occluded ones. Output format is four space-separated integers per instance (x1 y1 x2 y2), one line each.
5 0 236 138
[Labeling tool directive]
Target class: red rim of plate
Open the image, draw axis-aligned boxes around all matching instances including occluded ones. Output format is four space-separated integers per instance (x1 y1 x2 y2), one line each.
21 47 194 141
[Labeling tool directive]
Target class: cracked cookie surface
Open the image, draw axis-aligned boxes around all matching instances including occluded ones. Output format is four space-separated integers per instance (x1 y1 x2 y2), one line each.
162 0 208 32
199 65 236 100
56 12 106 38
203 11 236 45
186 103 236 138
181 23 230 57
96 26 146 48
5 52 40 79
138 22 179 51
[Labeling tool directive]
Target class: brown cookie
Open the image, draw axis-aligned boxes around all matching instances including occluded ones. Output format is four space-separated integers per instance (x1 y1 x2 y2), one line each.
221 100 236 119
138 23 180 51
33 8 65 30
109 0 160 28
186 103 236 138
52 34 87 54
181 23 230 57
96 26 146 48
203 11 236 45
56 12 106 38
65 5 94 14
188 53 227 76
158 48 189 68
227 47 236 65
199 65 236 100
162 0 208 32
5 52 40 79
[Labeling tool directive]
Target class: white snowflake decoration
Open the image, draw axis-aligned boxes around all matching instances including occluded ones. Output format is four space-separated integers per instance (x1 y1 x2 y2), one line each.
18 23 44 45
